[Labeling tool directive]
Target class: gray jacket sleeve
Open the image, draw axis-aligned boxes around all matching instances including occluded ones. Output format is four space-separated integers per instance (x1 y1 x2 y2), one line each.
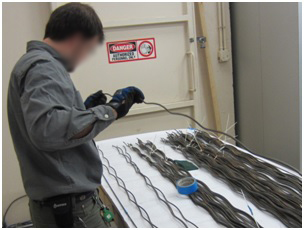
20 61 116 152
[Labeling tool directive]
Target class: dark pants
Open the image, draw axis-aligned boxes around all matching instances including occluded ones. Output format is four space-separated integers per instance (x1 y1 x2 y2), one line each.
29 190 108 228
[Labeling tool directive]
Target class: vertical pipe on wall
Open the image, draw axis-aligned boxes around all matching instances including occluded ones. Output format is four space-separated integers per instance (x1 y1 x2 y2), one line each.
217 2 228 51
217 3 223 51
221 2 227 50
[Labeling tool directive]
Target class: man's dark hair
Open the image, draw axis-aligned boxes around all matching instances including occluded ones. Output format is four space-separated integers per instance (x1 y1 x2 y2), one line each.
44 3 104 43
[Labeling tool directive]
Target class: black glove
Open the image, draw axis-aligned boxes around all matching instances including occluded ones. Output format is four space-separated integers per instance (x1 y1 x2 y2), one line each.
107 86 145 119
84 90 107 109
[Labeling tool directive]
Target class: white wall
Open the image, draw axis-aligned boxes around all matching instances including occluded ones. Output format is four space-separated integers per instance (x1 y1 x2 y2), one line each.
2 2 235 225
231 3 301 169
2 3 51 224
195 3 235 136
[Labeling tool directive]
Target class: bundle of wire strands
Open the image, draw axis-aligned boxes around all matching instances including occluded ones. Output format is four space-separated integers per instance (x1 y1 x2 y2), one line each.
113 145 199 228
162 130 302 228
126 139 262 228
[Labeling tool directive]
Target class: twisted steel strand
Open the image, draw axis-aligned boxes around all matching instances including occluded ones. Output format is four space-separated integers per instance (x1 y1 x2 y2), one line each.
196 130 302 189
191 131 302 203
112 145 198 228
170 131 300 208
98 148 157 228
103 95 300 176
175 129 301 193
141 141 265 227
126 140 262 228
102 175 137 228
163 131 302 227
142 101 301 177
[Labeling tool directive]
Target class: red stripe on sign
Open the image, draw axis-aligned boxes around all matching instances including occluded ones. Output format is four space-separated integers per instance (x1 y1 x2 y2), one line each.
106 38 157 64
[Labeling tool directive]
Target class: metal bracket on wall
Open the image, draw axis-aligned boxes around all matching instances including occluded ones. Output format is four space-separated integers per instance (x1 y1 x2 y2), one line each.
197 36 206 48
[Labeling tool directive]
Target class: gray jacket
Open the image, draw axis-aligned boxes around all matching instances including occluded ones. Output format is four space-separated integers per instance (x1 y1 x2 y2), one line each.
7 41 116 200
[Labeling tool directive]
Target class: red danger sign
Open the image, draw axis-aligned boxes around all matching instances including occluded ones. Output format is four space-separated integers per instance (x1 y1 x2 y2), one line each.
110 43 136 53
107 38 156 64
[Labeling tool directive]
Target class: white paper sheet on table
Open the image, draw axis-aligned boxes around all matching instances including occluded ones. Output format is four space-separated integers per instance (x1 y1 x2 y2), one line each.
97 129 298 228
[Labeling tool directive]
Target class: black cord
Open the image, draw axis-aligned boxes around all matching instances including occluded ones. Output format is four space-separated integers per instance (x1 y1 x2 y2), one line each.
2 195 27 228
142 101 301 176
104 93 113 98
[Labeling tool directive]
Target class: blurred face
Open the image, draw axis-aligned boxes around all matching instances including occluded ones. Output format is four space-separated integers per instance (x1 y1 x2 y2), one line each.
65 34 100 72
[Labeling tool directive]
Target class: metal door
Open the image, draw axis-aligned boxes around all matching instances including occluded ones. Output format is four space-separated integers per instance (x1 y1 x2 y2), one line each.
52 3 203 139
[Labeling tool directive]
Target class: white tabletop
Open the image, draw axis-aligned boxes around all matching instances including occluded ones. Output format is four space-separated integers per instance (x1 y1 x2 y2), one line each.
97 129 298 228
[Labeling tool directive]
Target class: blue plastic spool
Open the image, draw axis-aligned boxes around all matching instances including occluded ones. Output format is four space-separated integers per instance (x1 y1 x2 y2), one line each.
176 177 198 195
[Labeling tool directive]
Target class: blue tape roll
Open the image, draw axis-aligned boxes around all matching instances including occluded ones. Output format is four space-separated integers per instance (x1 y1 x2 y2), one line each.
176 177 198 195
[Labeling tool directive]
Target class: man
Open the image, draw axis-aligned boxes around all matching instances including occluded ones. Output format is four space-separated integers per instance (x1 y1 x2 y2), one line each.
7 3 144 228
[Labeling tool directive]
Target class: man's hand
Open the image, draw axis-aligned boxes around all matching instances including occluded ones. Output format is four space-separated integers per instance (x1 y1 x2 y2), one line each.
84 90 107 109
107 86 145 119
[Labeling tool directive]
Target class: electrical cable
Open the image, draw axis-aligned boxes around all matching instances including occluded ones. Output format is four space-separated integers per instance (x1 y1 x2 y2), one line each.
113 145 198 228
98 147 157 228
2 195 28 228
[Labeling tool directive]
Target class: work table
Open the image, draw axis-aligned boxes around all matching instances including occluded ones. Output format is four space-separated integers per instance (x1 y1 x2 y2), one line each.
96 129 299 228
